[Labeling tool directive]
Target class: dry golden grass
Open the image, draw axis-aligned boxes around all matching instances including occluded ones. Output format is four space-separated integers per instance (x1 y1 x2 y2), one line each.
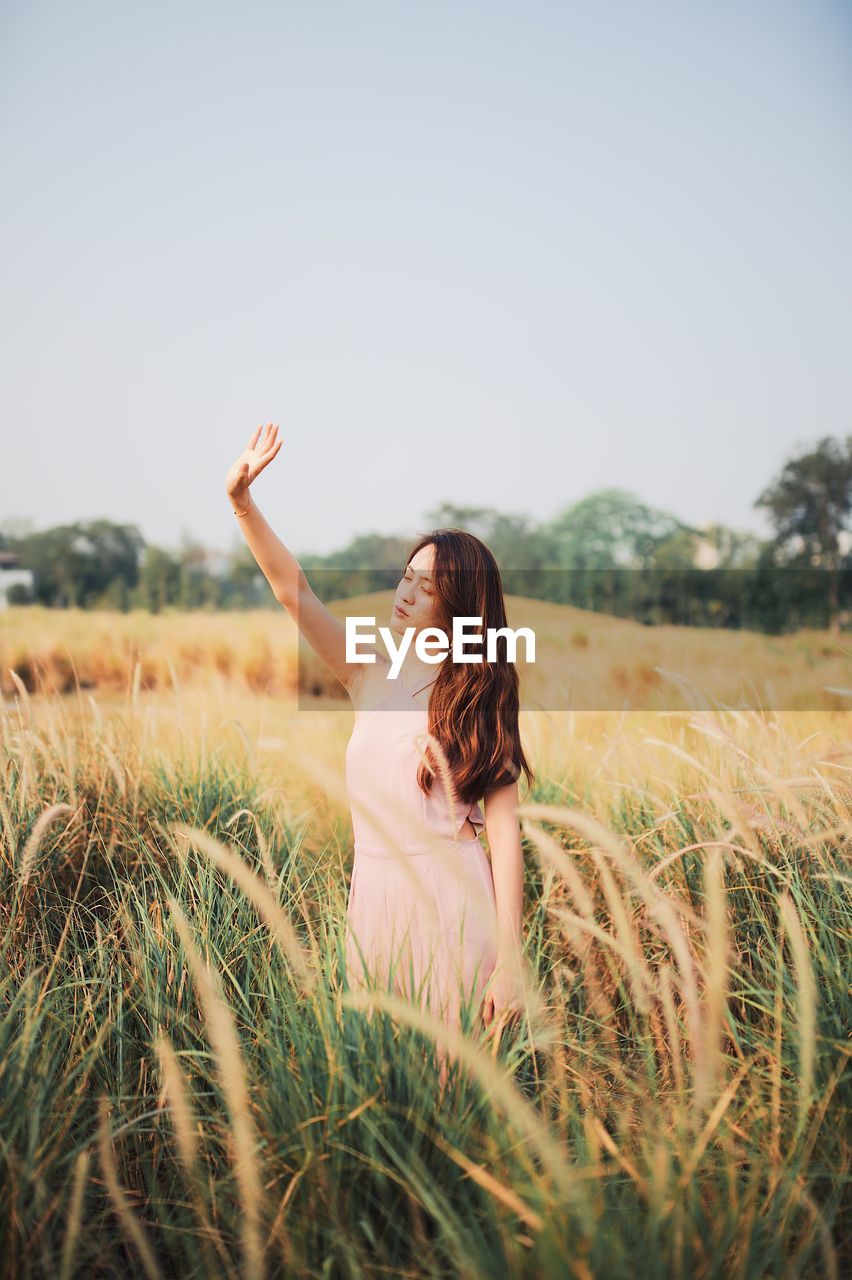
2 598 849 712
0 606 300 698
2 603 850 1276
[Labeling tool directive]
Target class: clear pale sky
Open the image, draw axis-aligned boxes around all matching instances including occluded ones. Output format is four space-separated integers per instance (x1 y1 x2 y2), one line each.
1 1 850 558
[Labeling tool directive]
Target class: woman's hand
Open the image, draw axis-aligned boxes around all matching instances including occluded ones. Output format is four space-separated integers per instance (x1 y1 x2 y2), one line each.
482 954 526 1039
225 422 282 503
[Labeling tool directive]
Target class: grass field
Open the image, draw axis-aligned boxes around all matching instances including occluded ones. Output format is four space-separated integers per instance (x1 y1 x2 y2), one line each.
1 605 849 1278
2 598 849 711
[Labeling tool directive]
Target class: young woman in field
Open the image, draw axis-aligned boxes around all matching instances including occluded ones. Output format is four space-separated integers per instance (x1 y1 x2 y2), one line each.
225 422 534 1084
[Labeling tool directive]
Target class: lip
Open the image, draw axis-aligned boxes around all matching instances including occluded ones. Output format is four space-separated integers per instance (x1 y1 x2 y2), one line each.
394 605 409 617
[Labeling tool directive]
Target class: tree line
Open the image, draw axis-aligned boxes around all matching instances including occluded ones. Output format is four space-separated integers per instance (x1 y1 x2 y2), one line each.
3 435 850 634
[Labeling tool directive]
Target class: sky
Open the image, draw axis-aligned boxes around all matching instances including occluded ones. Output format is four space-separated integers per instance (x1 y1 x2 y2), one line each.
1 0 850 559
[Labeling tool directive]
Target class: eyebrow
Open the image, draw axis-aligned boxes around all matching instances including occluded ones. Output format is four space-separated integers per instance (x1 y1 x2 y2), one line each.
405 564 433 582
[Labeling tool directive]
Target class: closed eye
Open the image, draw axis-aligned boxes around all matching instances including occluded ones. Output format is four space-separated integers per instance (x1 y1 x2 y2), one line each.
402 573 432 595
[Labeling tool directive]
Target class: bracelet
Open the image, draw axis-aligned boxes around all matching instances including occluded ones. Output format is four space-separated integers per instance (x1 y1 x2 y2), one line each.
232 498 251 517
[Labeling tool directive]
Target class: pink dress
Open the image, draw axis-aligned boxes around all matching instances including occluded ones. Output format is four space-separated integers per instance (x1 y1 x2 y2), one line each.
344 665 500 1028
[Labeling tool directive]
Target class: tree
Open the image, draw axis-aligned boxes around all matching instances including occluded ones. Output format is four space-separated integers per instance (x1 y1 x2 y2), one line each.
13 520 144 607
175 536 222 609
422 503 561 597
136 545 182 612
755 435 852 634
6 582 34 605
689 522 763 570
543 489 694 571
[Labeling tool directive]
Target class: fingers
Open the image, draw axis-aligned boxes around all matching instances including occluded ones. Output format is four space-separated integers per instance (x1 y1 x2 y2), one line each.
260 425 281 457
256 438 282 476
481 985 523 1048
248 421 278 452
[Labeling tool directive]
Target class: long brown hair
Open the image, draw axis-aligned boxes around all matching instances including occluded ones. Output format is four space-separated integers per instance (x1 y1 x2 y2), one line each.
404 528 535 807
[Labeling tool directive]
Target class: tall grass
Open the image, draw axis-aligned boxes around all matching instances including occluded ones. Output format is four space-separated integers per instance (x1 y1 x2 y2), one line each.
2 601 850 711
0 649 849 1277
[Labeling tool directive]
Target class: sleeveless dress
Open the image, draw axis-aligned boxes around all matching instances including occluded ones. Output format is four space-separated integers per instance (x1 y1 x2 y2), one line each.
344 665 500 1028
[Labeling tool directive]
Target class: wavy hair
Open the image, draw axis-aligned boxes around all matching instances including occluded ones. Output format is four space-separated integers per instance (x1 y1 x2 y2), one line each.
403 528 535 807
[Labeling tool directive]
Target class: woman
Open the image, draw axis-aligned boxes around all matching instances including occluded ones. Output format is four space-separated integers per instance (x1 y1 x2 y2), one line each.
225 423 533 1078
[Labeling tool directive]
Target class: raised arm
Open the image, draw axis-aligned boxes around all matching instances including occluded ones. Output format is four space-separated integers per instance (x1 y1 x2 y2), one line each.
225 423 367 697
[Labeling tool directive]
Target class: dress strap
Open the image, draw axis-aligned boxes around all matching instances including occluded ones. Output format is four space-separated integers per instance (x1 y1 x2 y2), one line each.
406 667 440 698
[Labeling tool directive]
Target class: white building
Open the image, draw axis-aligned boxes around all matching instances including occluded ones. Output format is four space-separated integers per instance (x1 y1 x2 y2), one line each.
693 536 721 570
0 552 34 609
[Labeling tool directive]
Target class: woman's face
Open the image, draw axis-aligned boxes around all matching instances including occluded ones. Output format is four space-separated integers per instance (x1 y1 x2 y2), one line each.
390 544 438 638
